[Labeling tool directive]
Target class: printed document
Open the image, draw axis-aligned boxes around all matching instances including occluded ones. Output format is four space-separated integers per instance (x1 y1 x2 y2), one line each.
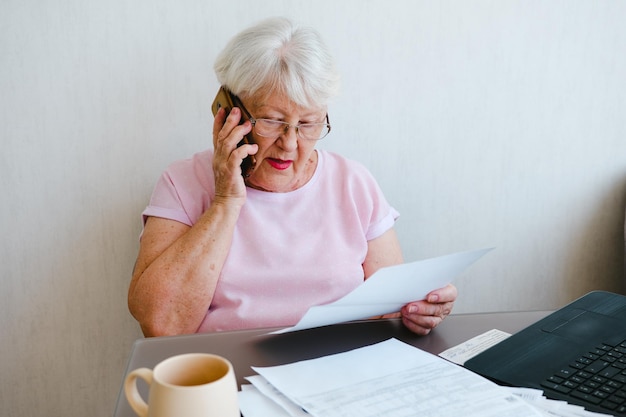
244 338 542 417
438 328 512 365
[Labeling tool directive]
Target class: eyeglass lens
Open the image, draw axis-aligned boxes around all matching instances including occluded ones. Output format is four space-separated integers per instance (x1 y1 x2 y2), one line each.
253 119 330 140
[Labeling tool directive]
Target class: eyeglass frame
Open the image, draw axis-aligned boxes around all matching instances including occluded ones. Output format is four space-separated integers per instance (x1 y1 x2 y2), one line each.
231 94 332 141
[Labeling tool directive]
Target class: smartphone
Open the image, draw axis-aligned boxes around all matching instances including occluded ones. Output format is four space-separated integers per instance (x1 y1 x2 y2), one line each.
211 86 255 178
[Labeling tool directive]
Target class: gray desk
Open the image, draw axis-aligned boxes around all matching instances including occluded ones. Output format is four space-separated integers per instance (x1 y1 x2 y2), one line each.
114 311 550 417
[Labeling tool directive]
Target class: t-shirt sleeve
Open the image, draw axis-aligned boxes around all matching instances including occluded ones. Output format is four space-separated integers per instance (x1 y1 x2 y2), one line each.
141 150 214 228
141 170 194 227
339 155 400 241
366 205 400 241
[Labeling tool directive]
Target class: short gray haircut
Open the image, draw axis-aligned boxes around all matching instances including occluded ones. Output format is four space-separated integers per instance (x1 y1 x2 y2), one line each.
214 17 340 108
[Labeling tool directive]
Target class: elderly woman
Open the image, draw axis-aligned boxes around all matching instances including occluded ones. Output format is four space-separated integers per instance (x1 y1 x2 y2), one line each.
128 17 457 337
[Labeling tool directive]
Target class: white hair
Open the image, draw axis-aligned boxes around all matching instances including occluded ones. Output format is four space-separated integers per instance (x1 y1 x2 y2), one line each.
214 17 340 108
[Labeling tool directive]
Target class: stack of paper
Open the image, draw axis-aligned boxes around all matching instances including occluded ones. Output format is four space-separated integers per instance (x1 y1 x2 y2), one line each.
238 338 615 417
238 338 544 417
505 387 614 417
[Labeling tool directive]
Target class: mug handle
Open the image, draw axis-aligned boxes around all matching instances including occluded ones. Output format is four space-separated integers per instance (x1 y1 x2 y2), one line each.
124 368 153 417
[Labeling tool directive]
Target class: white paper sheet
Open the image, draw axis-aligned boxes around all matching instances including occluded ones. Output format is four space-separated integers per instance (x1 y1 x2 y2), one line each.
249 338 542 417
504 387 615 417
272 247 493 334
438 328 512 365
244 375 308 417
238 385 293 417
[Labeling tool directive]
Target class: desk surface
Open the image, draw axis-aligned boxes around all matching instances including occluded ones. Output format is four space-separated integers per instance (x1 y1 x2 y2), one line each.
114 310 550 417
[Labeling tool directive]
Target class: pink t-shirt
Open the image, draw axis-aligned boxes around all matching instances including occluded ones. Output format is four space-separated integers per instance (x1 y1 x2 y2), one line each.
142 149 399 332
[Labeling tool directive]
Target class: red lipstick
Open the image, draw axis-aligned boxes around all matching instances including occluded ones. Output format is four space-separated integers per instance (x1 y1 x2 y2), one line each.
267 158 292 170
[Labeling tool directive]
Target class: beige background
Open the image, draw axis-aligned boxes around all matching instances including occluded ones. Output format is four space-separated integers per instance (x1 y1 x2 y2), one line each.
1 1 624 415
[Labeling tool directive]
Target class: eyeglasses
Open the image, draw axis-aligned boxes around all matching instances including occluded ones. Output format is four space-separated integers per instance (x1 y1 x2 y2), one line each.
233 95 332 141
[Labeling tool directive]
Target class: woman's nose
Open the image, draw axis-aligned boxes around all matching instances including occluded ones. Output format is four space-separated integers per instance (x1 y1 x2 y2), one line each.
277 125 299 150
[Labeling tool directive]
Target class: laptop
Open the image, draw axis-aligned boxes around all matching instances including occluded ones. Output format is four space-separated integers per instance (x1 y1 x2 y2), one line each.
464 291 626 416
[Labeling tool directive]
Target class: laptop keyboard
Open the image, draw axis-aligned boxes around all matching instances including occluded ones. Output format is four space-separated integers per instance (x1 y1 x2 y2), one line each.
541 339 626 414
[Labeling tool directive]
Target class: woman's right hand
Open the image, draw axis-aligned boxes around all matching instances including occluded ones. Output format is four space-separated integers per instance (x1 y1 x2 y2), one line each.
212 107 258 204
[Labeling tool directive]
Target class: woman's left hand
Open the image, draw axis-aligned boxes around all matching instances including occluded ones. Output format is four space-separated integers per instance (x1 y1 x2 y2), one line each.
400 284 457 335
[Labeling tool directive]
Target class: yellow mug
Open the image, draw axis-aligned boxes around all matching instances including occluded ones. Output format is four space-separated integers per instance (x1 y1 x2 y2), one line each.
124 353 239 417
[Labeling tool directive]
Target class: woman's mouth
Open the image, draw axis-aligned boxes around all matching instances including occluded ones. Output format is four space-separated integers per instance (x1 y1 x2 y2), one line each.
266 158 293 170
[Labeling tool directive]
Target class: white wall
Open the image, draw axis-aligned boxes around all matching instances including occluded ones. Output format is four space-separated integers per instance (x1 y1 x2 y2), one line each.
1 1 624 415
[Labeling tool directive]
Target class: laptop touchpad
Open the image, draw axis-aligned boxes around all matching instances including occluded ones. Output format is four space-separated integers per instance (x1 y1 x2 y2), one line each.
544 310 617 341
